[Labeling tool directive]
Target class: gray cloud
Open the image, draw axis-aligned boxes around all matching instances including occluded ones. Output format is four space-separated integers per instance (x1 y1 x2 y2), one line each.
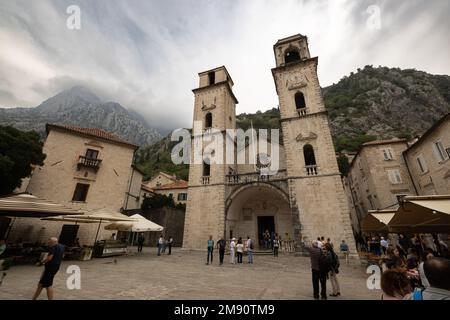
0 0 448 131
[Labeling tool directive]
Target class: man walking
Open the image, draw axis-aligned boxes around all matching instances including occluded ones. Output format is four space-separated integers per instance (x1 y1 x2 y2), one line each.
217 237 226 265
246 236 254 264
307 240 328 300
137 233 145 253
206 235 214 265
32 237 65 300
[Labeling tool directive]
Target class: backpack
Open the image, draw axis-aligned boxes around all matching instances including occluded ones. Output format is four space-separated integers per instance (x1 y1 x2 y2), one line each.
249 240 254 250
412 288 423 300
319 250 332 273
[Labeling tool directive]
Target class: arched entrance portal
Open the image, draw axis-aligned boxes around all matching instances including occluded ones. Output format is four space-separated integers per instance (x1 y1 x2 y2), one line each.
225 184 293 249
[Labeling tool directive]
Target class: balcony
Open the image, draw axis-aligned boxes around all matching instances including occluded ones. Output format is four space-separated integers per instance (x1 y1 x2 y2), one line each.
305 165 318 176
77 156 102 171
202 176 210 185
226 170 287 185
297 108 308 117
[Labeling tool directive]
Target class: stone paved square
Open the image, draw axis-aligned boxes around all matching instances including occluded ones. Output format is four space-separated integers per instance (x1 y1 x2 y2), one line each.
0 248 380 300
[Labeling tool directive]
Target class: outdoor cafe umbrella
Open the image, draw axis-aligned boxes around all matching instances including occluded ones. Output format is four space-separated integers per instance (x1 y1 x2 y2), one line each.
388 195 450 234
361 210 396 233
42 208 137 244
0 193 81 240
104 214 163 232
105 214 163 245
0 193 81 217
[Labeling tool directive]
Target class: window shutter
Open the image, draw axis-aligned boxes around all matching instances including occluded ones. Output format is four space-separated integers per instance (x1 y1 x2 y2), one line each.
394 170 402 184
433 143 444 162
387 170 395 184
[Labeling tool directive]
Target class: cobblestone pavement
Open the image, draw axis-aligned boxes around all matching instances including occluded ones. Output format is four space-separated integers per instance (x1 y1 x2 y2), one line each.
0 248 381 300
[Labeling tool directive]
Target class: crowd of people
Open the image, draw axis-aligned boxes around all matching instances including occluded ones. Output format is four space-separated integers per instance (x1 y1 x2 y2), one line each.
373 234 450 300
156 235 173 256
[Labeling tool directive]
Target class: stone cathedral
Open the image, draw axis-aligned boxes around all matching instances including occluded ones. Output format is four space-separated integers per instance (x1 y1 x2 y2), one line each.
183 34 357 255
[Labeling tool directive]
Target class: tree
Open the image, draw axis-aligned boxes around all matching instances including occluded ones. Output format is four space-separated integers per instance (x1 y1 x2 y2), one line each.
0 126 46 195
337 155 350 176
141 193 175 209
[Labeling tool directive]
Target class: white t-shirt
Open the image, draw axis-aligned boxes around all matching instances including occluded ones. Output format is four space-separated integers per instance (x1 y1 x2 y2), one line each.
230 241 236 249
236 243 244 253
317 241 323 249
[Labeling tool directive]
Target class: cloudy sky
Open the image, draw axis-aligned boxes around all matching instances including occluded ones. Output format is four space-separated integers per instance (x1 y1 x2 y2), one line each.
0 0 449 132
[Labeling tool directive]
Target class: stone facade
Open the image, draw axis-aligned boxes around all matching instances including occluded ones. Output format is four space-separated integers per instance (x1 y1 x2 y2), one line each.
347 139 417 228
8 124 141 245
403 113 450 195
143 172 177 188
183 34 358 256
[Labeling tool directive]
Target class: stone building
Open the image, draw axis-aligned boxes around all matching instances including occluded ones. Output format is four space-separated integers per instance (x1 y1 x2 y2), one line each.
346 139 417 231
183 34 357 254
143 171 178 188
8 124 143 245
403 113 450 195
142 172 188 205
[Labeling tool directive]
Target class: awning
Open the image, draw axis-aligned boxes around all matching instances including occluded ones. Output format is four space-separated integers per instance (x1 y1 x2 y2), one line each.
0 193 81 217
361 210 396 232
104 214 163 232
388 195 450 233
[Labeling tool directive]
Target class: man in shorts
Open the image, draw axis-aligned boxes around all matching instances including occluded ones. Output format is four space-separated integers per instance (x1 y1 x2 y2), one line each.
32 237 65 300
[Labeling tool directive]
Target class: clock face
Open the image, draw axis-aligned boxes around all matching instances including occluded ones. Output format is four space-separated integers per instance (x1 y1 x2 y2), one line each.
256 153 271 169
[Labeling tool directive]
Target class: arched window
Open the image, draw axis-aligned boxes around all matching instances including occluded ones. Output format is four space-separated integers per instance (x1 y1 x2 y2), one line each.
303 144 317 166
205 112 212 128
284 49 301 64
295 92 306 110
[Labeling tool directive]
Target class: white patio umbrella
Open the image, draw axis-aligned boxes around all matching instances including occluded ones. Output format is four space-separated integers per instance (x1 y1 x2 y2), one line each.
104 214 163 232
42 208 137 244
0 193 81 217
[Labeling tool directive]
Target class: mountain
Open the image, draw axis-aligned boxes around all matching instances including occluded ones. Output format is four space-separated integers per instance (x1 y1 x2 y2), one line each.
323 66 450 151
0 86 162 146
135 66 450 178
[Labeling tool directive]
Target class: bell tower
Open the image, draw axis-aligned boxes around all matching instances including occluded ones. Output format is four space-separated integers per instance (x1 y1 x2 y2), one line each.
183 66 238 249
272 34 357 253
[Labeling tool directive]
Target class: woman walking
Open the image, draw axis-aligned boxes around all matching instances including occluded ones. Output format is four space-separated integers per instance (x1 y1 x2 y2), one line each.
325 243 341 297
236 237 244 264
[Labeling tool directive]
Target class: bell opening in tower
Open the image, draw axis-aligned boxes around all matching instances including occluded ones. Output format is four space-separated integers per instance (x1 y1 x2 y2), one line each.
284 49 301 64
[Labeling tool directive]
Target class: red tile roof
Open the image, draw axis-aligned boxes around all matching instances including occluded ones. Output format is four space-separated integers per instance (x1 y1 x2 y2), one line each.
141 184 155 193
46 123 139 149
155 180 188 190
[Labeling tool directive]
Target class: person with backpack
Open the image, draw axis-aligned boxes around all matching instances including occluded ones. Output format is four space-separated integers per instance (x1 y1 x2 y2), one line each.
246 236 254 264
306 240 328 300
325 242 340 297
